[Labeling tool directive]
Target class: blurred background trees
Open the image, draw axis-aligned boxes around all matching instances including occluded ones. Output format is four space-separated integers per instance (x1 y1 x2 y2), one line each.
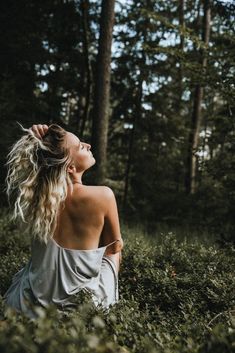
0 0 234 239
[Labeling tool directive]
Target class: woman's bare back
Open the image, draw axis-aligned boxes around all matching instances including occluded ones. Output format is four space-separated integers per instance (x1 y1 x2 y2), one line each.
53 184 123 254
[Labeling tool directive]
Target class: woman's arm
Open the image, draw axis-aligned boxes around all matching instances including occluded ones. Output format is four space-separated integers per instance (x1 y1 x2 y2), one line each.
101 187 124 255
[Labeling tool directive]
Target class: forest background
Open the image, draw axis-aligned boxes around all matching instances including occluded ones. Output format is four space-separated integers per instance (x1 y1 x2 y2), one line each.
0 0 234 241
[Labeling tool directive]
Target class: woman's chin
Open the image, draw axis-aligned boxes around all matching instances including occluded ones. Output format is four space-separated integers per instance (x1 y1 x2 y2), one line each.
87 158 96 169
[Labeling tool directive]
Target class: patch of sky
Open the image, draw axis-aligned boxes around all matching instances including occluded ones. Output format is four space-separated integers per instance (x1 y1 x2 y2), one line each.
196 128 213 160
89 0 102 41
196 145 210 160
142 75 172 95
185 40 194 52
42 40 56 54
111 61 117 70
182 89 191 101
115 1 123 12
36 63 58 77
35 63 56 92
124 123 133 129
200 128 212 139
172 18 179 26
111 41 125 59
142 102 152 111
115 0 133 9
159 32 179 48
41 66 49 75
42 40 49 50
35 64 48 77
37 82 48 92
49 64 56 72
218 0 234 3
185 11 197 22
158 75 172 85
143 80 158 95
154 53 167 61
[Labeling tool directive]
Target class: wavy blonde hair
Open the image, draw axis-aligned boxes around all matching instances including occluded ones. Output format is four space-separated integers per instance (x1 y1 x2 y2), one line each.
6 124 73 243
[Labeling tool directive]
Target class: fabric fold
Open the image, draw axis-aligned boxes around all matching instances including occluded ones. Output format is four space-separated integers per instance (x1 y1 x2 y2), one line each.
3 237 119 318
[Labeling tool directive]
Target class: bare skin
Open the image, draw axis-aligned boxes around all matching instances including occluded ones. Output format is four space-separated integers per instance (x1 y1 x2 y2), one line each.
30 124 123 272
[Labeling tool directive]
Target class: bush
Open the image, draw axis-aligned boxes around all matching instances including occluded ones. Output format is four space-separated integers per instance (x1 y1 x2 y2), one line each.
0 210 235 353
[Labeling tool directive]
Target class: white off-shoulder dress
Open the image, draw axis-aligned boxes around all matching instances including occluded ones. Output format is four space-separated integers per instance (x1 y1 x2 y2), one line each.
3 237 119 318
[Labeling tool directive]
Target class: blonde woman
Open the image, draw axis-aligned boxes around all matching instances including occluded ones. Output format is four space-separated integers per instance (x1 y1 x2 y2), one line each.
3 123 123 318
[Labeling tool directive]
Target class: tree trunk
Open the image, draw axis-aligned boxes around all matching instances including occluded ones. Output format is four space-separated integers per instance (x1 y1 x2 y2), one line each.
91 0 115 184
185 0 211 194
178 0 185 100
79 0 92 138
122 81 142 212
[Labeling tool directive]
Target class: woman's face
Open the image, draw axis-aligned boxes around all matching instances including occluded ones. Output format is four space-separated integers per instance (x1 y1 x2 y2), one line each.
65 132 95 173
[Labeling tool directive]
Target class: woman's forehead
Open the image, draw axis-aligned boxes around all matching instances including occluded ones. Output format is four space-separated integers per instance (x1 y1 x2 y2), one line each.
65 132 80 147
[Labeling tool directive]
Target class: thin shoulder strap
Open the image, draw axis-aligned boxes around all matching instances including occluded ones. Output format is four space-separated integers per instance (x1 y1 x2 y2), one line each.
106 239 120 248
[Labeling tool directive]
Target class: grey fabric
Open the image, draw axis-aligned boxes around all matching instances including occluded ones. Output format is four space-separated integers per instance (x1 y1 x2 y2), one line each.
3 238 119 318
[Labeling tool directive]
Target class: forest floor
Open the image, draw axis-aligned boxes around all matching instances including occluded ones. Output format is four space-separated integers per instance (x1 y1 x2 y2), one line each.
0 209 235 353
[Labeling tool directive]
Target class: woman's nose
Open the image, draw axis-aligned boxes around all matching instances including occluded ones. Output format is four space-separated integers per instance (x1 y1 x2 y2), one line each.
86 143 91 150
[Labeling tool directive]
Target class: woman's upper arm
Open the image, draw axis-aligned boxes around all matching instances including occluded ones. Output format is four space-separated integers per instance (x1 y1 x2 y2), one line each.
101 187 124 251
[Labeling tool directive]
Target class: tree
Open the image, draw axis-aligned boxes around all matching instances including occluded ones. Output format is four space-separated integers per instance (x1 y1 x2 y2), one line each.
79 0 93 138
91 0 115 184
185 0 211 194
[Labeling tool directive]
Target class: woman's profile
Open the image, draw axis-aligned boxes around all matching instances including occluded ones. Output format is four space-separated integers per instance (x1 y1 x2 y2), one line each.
3 123 123 318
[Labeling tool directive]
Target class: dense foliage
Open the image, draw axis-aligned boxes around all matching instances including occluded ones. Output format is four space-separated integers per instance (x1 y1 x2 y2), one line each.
0 209 234 353
0 0 235 239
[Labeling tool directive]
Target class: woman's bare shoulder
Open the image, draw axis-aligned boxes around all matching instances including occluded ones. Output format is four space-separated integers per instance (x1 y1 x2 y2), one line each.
82 185 114 200
67 185 115 215
71 185 115 214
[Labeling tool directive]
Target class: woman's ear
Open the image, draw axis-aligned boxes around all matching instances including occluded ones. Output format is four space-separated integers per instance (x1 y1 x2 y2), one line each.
67 164 76 175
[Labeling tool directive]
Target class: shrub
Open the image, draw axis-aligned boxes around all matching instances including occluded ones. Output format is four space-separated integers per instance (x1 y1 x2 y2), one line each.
0 210 235 352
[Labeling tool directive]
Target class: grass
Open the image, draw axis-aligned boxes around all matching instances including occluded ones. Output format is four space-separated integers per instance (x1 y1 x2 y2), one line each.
122 220 219 246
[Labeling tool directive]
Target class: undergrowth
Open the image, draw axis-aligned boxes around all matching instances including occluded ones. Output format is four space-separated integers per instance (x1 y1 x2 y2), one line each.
0 208 235 353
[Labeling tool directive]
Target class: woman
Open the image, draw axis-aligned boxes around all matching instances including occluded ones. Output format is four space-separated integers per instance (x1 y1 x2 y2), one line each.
3 123 123 318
